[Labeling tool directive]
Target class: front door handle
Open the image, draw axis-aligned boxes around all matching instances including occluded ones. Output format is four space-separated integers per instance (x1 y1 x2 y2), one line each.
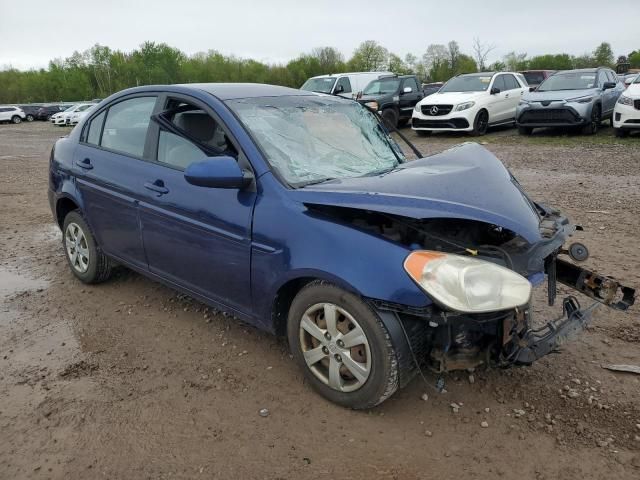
505 93 510 98
76 158 93 170
144 180 169 195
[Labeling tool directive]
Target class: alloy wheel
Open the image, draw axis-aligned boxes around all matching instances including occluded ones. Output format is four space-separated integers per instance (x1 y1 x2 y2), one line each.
65 222 90 273
298 302 371 392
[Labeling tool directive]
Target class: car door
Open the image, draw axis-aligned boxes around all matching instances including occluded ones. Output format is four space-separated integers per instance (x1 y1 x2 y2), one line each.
502 74 524 120
398 77 422 120
488 75 509 122
603 70 620 116
334 76 353 98
0 107 9 121
73 94 159 270
137 94 256 314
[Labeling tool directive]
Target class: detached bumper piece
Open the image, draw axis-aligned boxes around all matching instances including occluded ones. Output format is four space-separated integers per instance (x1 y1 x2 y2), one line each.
513 260 636 364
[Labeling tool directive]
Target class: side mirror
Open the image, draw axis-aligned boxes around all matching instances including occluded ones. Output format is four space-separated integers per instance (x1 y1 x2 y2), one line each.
602 81 616 90
490 87 501 95
184 156 252 189
529 86 537 92
334 84 344 94
402 86 413 94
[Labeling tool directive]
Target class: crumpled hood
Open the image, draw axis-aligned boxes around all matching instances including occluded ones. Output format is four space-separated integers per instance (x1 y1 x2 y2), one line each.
524 88 599 102
291 143 544 243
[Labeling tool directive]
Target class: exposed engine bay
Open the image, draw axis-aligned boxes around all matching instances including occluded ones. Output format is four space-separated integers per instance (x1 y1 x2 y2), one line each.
307 202 636 379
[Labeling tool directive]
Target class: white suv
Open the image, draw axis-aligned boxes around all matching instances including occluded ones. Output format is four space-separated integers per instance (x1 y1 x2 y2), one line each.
613 75 640 137
0 106 26 124
412 72 528 136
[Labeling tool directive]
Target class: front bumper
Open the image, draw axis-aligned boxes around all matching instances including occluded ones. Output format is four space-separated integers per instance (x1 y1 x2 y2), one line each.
516 101 591 128
613 101 640 129
411 107 475 131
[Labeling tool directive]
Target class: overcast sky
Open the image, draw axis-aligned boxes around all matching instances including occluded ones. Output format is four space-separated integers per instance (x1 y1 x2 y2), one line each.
1 0 638 70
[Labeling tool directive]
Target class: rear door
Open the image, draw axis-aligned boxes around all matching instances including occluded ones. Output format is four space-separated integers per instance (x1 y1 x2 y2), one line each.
73 95 159 270
502 74 524 120
138 94 256 314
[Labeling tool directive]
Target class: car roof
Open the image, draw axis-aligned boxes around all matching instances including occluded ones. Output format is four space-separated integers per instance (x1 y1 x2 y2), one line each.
176 83 312 100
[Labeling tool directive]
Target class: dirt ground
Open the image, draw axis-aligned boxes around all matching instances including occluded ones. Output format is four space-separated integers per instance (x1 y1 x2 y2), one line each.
1 121 640 479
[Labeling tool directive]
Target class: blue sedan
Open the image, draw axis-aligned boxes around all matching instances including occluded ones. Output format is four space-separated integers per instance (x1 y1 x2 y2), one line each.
48 83 635 408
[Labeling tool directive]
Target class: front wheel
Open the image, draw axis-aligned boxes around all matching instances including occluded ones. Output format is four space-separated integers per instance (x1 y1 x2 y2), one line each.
582 105 600 135
287 281 399 409
381 109 399 130
471 110 489 136
62 211 112 284
26 114 34 122
11 115 22 124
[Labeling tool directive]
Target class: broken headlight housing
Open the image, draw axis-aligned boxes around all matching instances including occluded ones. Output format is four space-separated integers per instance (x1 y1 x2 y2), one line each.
404 251 532 313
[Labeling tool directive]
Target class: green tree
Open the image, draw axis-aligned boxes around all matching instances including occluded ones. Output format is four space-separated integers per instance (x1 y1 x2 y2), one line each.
349 40 389 71
628 51 640 68
593 42 614 67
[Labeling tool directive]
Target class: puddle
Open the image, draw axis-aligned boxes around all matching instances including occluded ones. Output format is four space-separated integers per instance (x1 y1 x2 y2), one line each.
0 267 49 298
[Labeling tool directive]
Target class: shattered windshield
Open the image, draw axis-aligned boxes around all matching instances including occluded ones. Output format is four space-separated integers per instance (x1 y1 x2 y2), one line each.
227 96 404 186
300 77 336 94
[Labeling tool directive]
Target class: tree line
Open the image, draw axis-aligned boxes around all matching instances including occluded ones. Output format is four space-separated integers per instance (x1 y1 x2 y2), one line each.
0 40 637 104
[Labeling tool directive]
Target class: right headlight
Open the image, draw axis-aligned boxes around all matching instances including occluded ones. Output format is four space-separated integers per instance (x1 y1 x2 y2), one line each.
618 95 634 106
404 251 532 313
454 101 475 111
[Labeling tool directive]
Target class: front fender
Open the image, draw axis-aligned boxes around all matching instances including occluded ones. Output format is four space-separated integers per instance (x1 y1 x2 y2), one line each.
251 174 430 326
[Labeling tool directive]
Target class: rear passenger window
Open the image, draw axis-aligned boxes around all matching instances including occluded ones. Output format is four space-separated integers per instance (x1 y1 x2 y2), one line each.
86 110 106 145
101 96 157 157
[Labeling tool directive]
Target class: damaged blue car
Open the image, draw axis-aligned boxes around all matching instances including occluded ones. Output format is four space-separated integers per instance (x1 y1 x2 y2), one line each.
48 83 636 409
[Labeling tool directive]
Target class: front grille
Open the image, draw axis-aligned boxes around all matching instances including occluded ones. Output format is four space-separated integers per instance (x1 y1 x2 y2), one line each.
421 104 453 116
635 99 640 110
519 108 579 124
624 119 640 124
413 118 469 129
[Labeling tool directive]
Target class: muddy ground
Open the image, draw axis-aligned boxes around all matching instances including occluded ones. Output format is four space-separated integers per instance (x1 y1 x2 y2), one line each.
1 121 639 479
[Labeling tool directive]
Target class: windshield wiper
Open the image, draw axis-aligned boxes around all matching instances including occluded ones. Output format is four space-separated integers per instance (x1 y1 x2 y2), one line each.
295 177 336 188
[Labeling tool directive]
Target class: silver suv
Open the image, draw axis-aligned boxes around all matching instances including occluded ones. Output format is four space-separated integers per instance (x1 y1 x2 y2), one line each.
516 68 624 135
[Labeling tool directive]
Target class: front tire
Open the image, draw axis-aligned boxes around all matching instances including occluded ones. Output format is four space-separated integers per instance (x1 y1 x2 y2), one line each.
11 115 22 124
582 104 600 135
26 114 34 122
62 211 112 284
287 281 399 409
381 109 399 130
471 109 489 136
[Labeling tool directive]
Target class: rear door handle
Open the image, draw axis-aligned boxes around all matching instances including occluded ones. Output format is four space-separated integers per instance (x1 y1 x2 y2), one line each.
144 180 169 195
76 158 93 170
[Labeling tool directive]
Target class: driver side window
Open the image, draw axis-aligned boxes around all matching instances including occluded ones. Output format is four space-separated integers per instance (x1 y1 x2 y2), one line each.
156 100 237 170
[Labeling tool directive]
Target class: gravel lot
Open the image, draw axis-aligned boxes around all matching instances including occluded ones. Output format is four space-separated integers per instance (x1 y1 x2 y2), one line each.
1 121 640 479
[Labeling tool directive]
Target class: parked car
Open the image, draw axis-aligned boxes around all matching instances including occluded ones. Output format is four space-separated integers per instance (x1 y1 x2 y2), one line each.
621 73 638 88
36 105 69 121
0 106 26 124
48 83 636 408
69 104 97 125
300 72 392 98
357 74 424 128
519 70 554 90
412 72 528 136
422 82 444 96
19 105 42 122
613 74 640 137
53 103 95 126
516 67 624 135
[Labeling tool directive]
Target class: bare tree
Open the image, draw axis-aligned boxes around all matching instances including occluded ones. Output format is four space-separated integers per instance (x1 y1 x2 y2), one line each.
472 37 496 71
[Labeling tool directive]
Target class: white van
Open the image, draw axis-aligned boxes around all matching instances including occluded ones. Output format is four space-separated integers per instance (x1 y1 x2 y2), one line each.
301 72 393 98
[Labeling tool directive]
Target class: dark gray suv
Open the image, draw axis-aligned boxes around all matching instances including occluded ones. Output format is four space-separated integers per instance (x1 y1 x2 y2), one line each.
516 68 624 135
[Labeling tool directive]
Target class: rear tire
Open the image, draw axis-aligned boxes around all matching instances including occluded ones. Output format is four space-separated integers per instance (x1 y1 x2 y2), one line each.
381 109 399 130
518 126 533 135
471 109 489 136
582 104 600 135
11 115 22 124
62 211 112 284
287 281 399 409
26 114 34 122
